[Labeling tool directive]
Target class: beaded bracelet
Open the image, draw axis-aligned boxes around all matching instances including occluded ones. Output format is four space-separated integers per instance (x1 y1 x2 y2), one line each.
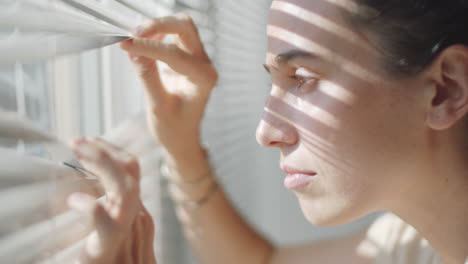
159 150 220 208
159 160 212 187
174 180 220 209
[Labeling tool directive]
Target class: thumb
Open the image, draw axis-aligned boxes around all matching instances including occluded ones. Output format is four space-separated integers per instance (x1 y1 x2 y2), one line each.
68 193 117 243
68 193 121 263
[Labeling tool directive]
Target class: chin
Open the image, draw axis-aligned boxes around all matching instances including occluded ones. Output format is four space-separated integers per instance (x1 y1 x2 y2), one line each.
297 195 366 227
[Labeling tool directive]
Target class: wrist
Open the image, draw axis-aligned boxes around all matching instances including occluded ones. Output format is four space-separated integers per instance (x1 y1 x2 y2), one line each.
163 145 211 182
160 146 220 209
164 135 202 157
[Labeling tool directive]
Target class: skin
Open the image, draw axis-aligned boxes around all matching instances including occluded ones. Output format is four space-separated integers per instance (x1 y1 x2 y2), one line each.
69 137 156 264
259 0 421 226
68 0 468 263
259 0 468 262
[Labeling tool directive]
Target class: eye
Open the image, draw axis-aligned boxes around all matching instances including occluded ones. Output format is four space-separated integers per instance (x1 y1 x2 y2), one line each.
290 67 320 93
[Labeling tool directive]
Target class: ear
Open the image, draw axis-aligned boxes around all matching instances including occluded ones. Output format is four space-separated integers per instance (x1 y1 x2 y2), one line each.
426 45 468 130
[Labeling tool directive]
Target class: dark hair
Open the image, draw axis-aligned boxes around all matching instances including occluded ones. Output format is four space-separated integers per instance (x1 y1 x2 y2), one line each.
350 0 468 76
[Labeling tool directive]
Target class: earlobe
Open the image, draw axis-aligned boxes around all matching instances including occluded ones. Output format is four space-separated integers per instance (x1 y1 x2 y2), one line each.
426 102 453 130
425 45 468 130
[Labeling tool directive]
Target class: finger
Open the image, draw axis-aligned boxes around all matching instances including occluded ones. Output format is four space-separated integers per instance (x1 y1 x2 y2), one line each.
125 51 169 108
153 33 165 42
71 140 137 212
89 137 141 182
133 215 143 264
72 139 143 228
133 14 206 56
140 207 156 264
121 38 209 78
67 193 116 243
80 231 120 264
115 234 133 264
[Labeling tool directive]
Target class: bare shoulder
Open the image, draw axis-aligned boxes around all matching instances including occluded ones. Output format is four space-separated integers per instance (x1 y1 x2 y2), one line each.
270 227 375 264
269 213 428 264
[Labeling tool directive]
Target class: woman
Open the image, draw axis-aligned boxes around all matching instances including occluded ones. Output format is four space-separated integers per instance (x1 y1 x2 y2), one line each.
68 0 468 263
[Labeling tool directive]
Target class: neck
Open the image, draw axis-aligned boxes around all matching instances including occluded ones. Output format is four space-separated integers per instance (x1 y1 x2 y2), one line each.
391 131 468 264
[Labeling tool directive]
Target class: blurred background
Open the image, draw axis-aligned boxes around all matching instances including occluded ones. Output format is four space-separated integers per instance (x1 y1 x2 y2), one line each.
0 0 379 263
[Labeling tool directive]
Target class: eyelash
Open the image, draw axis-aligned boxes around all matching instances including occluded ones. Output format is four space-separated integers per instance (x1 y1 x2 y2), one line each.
267 76 317 93
290 75 306 88
289 74 319 93
264 65 319 93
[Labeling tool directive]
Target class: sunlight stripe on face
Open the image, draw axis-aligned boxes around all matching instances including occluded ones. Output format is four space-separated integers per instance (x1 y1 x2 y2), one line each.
264 104 334 149
317 81 355 105
323 0 361 15
267 25 379 83
265 52 355 105
271 84 341 129
271 1 362 45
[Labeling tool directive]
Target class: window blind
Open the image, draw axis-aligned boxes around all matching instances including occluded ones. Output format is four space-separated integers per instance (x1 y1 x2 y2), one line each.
0 0 275 264
204 0 270 221
0 111 163 264
0 0 130 66
0 1 165 263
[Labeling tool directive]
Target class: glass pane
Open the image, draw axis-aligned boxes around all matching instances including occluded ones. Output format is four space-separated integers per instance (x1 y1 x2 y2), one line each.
21 63 52 158
0 63 51 157
0 66 17 112
22 63 50 131
0 66 19 149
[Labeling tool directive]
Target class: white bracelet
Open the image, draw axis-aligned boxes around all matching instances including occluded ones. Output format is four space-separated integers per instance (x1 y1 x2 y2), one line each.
159 160 212 187
159 149 220 208
174 180 220 209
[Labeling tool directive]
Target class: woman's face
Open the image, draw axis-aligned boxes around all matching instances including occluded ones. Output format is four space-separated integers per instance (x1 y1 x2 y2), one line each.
257 0 430 226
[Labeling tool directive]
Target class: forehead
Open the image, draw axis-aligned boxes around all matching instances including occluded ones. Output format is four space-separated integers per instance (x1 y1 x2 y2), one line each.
267 0 372 66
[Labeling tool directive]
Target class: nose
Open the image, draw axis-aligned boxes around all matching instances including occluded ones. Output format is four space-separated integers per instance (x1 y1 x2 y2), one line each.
256 105 298 148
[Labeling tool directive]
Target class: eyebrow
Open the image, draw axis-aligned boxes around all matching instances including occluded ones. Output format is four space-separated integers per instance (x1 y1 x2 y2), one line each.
264 50 320 73
276 50 318 66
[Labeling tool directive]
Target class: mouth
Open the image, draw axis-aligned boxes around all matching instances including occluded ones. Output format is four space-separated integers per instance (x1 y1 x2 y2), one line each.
281 165 317 190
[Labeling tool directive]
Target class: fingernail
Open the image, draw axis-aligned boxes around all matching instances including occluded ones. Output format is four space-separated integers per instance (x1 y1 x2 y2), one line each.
74 143 98 160
73 150 83 161
70 137 87 151
123 38 134 46
133 26 144 36
75 137 88 145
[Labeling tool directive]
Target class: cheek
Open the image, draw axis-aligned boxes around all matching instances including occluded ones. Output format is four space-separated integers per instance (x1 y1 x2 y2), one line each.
298 80 415 200
296 172 377 226
306 79 398 159
293 81 356 144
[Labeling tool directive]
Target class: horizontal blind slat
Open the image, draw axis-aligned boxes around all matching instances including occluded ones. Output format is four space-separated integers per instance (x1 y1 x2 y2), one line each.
0 179 103 236
0 3 125 35
116 0 174 18
60 0 135 31
0 34 127 67
0 171 160 264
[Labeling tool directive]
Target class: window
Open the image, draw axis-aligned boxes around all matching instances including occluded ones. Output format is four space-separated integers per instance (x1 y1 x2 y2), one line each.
0 1 177 263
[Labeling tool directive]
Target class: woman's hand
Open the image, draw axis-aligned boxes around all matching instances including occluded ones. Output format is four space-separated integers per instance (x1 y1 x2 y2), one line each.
68 137 156 264
120 14 218 158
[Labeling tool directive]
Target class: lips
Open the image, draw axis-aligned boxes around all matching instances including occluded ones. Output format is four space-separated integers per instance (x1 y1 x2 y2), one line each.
281 165 317 190
281 164 317 176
